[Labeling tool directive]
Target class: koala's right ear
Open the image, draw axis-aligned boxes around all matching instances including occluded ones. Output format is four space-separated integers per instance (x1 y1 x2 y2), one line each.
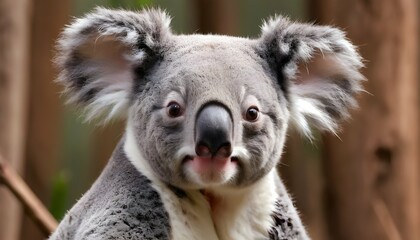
257 16 364 139
56 7 172 122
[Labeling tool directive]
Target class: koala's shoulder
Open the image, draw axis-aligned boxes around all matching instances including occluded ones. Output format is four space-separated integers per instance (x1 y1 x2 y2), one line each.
50 143 171 240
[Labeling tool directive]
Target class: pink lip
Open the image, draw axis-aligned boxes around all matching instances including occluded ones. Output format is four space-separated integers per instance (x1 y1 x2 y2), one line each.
186 156 237 174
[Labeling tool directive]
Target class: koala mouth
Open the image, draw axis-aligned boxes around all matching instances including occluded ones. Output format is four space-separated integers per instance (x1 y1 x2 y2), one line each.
189 156 238 170
182 155 239 185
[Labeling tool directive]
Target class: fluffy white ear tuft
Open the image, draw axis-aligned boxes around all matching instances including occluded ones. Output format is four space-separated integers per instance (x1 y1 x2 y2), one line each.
259 16 364 138
56 7 172 123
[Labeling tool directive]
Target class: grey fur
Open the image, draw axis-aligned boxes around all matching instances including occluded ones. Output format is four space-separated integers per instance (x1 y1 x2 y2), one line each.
258 16 364 137
131 33 286 189
49 140 171 239
55 7 172 122
52 7 364 240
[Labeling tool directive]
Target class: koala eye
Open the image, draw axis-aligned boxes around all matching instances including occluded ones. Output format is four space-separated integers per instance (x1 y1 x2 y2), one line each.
245 106 259 122
167 102 183 118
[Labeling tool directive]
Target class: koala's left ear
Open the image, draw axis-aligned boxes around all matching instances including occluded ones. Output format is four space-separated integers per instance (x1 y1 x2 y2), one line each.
56 7 172 122
258 16 364 138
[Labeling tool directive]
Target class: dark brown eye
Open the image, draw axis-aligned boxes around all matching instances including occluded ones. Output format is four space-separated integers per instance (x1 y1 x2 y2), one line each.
167 102 183 118
245 107 259 122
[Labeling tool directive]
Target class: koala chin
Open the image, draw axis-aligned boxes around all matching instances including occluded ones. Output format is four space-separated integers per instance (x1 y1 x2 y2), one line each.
50 7 364 240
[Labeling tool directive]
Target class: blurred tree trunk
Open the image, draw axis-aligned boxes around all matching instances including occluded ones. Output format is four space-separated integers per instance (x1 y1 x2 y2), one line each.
91 125 124 184
312 1 420 239
192 0 238 35
417 3 420 233
280 134 328 239
21 0 70 239
0 0 31 239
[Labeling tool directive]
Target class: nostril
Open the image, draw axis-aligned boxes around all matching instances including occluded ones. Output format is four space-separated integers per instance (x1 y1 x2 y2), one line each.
216 143 232 158
195 142 232 158
195 143 211 157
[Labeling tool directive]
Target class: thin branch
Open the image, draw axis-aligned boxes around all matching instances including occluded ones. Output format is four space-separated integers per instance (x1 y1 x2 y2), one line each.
0 154 58 236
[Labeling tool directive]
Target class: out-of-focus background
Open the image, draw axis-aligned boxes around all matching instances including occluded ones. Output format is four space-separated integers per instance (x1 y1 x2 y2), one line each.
0 0 419 239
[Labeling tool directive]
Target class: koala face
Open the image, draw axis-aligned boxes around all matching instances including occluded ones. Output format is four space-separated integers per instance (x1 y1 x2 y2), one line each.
130 35 289 189
56 8 363 191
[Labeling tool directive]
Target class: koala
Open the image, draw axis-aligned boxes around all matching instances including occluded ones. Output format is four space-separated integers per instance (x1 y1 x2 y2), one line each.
50 7 364 240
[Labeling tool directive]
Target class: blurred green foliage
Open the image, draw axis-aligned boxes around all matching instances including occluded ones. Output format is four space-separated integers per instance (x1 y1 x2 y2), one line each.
49 171 70 220
109 0 153 8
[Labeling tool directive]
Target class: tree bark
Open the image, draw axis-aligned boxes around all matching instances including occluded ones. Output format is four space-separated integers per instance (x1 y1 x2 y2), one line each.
0 0 31 239
192 0 238 35
91 125 124 184
279 133 328 240
312 1 420 239
21 0 70 239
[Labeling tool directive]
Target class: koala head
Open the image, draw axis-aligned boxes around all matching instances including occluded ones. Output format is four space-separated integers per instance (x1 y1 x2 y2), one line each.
56 8 363 191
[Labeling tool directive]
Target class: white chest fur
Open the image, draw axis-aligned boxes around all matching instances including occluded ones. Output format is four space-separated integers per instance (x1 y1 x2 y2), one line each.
124 126 278 240
154 171 278 240
135 172 279 240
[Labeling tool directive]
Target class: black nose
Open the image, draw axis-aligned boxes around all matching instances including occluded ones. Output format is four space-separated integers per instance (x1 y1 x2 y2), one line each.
195 104 233 158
